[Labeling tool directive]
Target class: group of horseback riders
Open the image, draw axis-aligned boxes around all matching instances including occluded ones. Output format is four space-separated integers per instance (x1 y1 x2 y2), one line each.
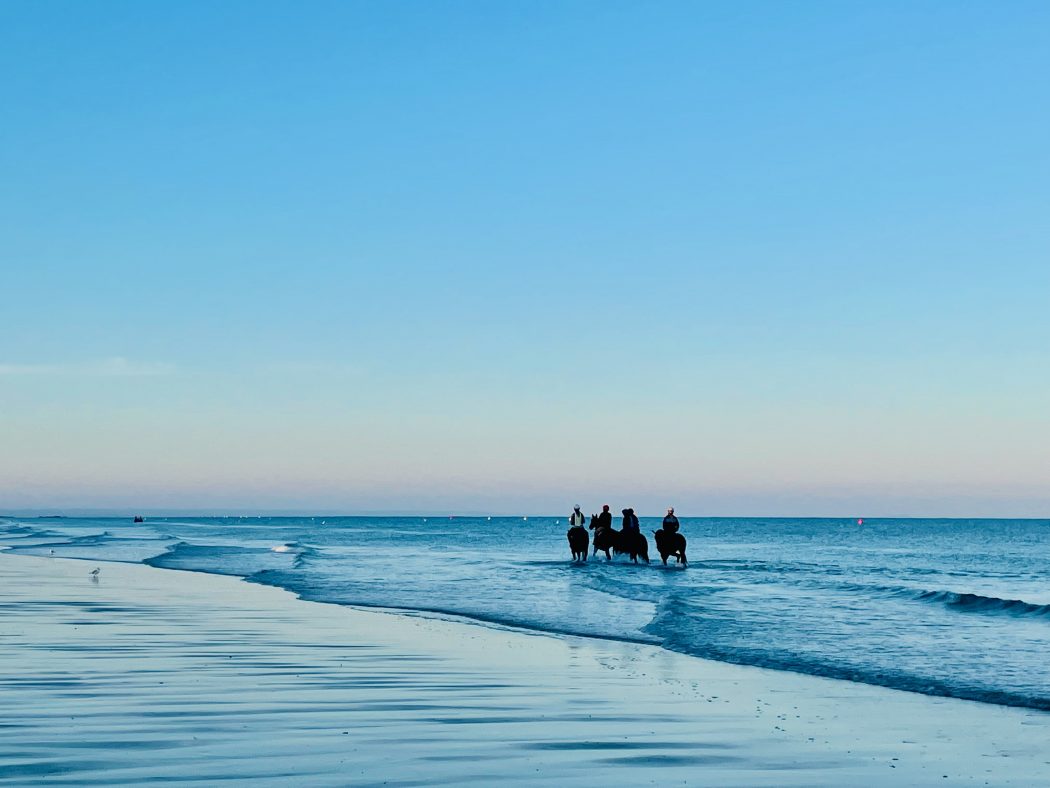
566 505 687 566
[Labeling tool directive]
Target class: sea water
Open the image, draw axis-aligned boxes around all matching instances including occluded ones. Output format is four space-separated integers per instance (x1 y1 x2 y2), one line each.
3 515 1049 711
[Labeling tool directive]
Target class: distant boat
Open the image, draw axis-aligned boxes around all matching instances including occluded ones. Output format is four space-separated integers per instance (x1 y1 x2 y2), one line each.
133 515 144 523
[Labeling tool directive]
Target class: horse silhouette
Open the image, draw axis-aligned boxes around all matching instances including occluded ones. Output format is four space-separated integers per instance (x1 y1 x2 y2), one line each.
567 525 589 561
653 529 687 566
590 514 649 563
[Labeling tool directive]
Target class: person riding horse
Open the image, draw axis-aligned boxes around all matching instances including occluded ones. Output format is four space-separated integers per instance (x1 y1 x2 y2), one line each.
567 505 589 561
654 507 687 565
588 506 648 563
590 505 613 557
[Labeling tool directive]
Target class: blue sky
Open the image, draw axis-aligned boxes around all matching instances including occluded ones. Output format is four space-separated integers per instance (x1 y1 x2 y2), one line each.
2 1 1048 515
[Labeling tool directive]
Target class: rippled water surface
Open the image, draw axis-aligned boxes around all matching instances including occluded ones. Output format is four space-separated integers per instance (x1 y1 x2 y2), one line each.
3 515 1049 710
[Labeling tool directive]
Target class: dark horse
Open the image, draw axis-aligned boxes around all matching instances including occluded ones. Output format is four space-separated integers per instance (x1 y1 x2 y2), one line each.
590 514 649 564
653 529 687 566
567 524 589 562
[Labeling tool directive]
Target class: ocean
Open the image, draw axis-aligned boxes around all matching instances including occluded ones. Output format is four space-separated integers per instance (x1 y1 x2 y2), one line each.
3 515 1048 712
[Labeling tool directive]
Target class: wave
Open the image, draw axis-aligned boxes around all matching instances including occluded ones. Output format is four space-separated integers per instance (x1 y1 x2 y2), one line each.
664 640 1050 711
54 532 112 545
240 570 1050 712
690 567 1050 622
145 541 310 577
245 569 662 647
2 529 177 563
644 595 1050 711
0 526 65 543
0 524 39 535
913 589 1050 618
6 531 119 548
827 582 1050 620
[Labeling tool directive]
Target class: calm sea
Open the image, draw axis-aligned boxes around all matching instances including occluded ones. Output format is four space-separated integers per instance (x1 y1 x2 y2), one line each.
3 515 1049 710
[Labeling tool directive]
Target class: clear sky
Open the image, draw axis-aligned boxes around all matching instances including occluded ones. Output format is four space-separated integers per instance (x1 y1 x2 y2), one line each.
2 1 1048 516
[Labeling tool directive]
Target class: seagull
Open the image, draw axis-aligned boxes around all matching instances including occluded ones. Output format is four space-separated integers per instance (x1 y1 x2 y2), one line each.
90 568 100 576
49 549 55 555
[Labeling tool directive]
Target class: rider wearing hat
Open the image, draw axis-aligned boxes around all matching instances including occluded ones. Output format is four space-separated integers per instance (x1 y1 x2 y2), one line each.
569 505 586 528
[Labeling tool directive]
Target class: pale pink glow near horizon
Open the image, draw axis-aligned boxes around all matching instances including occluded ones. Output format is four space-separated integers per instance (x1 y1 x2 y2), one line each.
4 393 1048 516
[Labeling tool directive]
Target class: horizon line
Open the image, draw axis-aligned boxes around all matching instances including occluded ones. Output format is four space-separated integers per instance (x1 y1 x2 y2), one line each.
3 508 1048 521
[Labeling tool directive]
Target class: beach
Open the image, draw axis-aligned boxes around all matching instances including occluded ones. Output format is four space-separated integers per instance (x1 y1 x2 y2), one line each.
6 1 1049 784
2 553 1048 786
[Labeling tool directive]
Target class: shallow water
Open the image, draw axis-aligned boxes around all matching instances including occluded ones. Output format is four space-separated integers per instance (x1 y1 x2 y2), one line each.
3 515 1049 710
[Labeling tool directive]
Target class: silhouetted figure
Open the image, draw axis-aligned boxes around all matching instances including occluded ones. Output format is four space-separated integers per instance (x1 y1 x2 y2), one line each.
591 505 613 558
622 508 640 533
654 507 687 566
615 508 647 563
586 508 648 563
662 507 679 533
589 514 649 563
567 505 589 561
592 505 612 531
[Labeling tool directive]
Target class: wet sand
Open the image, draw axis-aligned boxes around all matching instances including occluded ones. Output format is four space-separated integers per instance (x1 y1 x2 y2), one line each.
1 553 1048 786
